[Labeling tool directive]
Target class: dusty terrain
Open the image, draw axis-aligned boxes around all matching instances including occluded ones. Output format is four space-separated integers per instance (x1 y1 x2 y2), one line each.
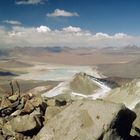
0 46 140 139
0 46 139 95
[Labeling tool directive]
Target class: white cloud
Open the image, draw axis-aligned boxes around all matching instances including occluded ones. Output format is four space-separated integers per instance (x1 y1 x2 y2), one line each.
15 0 44 5
3 20 22 25
47 9 79 17
95 32 110 38
63 26 81 32
114 33 127 38
0 25 140 48
37 26 51 33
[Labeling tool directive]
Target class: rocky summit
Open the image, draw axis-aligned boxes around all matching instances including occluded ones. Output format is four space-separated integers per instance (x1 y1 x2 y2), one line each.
36 99 136 140
0 79 140 140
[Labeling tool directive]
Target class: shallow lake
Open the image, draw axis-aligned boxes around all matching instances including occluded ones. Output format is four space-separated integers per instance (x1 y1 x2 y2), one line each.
16 63 100 81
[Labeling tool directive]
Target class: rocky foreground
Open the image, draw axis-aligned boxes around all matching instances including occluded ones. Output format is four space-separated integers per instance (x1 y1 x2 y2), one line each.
0 81 140 140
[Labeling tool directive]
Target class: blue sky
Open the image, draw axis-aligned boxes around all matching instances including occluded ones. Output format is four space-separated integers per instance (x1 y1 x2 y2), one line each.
0 0 140 35
0 0 140 47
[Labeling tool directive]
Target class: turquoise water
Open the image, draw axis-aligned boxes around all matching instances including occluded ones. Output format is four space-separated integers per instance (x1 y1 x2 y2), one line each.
16 64 95 81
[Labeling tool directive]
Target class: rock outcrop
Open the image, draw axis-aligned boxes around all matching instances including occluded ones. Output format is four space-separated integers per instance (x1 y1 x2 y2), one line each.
36 99 136 140
105 79 140 109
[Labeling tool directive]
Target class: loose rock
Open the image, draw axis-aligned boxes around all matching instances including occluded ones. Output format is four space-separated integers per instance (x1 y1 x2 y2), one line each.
21 100 34 114
8 95 19 102
10 114 41 133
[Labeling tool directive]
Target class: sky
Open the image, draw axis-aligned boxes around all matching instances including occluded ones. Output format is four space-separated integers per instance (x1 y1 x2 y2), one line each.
0 0 140 48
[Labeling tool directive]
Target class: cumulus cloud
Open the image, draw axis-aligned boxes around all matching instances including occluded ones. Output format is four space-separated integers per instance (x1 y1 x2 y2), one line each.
15 0 44 5
63 26 81 32
3 20 22 25
95 32 110 38
0 25 140 48
114 33 127 38
37 26 51 33
47 9 79 17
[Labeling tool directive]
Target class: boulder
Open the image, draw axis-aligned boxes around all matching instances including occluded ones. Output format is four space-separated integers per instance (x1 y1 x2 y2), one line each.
8 94 19 102
55 99 67 106
44 106 62 123
35 100 136 140
30 97 43 107
0 97 12 109
46 99 56 107
10 114 41 133
2 121 15 137
54 93 76 102
21 100 34 114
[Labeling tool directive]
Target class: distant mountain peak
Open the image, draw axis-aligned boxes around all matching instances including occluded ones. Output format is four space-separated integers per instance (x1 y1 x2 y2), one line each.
69 72 99 94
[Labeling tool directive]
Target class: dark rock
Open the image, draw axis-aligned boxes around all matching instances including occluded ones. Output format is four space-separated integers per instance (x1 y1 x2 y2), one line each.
55 99 67 106
0 107 13 117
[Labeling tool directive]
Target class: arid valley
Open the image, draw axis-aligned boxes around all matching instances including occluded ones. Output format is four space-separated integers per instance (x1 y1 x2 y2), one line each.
0 46 140 139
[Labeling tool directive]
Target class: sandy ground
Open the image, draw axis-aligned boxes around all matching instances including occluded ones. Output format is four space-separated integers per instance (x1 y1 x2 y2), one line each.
22 51 138 65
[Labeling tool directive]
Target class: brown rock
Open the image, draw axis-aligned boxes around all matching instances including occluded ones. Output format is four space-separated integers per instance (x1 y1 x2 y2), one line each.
30 97 42 107
21 100 34 114
21 94 31 102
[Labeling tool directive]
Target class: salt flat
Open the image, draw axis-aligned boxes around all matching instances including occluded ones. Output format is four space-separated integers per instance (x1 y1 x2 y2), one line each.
15 63 102 81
